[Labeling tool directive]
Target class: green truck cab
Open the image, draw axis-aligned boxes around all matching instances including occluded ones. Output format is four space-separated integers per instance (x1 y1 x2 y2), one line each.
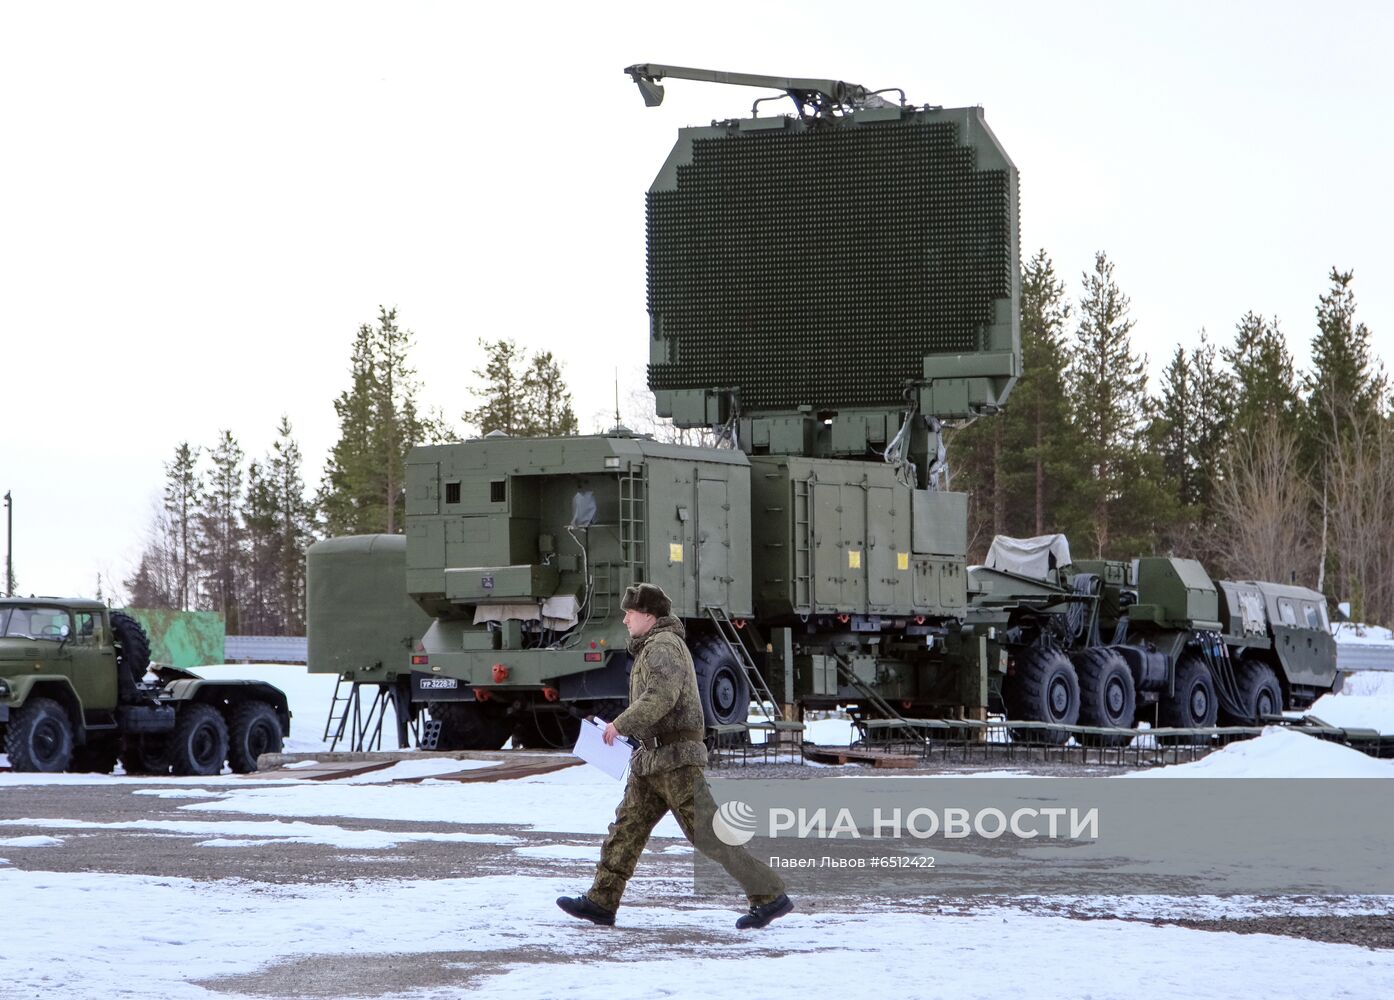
0 597 290 774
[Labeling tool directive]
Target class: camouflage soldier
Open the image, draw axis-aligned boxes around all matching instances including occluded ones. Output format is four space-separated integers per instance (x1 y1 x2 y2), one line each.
557 583 793 929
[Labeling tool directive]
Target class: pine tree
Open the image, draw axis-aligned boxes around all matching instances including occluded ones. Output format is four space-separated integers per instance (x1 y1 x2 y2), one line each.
1009 250 1075 537
199 430 245 632
947 250 1078 556
321 307 437 536
268 415 315 634
1306 267 1386 445
524 351 580 435
1157 331 1233 513
162 443 202 611
1223 312 1301 438
465 339 530 435
1063 252 1155 557
241 459 279 635
465 339 580 438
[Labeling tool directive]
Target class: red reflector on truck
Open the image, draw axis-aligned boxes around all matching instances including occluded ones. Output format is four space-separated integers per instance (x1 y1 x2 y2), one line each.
411 655 428 666
584 652 603 662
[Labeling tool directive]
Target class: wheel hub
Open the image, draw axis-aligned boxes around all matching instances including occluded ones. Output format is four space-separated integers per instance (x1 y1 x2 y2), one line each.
1190 685 1209 722
1049 676 1070 717
1106 677 1126 716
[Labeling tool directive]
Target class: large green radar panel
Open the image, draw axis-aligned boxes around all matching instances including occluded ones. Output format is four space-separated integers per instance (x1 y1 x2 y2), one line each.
632 64 1020 464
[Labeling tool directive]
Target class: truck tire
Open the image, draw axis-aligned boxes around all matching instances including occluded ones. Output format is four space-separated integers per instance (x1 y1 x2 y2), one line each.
167 703 229 776
1006 648 1080 745
110 611 152 695
691 638 751 727
1074 648 1136 745
4 697 75 772
428 702 511 751
1158 654 1218 740
70 736 120 773
227 700 284 773
1225 661 1284 725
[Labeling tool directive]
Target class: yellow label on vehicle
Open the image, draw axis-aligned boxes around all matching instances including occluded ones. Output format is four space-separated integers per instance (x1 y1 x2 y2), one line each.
897 552 910 571
848 550 862 569
669 543 684 563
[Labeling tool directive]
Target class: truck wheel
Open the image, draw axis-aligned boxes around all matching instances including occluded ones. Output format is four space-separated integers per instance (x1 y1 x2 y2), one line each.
70 736 120 773
4 697 75 772
428 702 511 751
120 736 170 775
1158 654 1218 742
1074 648 1136 746
1006 649 1080 745
110 611 152 693
1225 661 1283 725
692 638 750 727
168 703 229 776
227 700 284 773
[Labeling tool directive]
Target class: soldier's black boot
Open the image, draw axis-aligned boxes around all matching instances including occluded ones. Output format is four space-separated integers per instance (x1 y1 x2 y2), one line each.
556 895 617 927
736 894 793 929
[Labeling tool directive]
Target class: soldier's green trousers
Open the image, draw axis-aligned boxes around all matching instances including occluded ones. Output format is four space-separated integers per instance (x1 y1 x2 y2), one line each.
587 764 785 912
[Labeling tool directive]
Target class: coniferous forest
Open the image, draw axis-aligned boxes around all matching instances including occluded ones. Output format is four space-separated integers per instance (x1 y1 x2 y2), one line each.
125 258 1389 634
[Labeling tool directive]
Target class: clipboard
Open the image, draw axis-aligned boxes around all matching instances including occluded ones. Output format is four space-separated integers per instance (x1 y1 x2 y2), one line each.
573 717 634 780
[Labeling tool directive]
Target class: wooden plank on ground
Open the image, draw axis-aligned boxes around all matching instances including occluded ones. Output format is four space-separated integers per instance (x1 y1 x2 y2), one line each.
803 746 917 769
401 758 584 784
240 760 397 781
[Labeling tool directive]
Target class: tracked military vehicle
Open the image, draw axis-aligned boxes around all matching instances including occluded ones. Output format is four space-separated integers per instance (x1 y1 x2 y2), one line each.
0 597 289 773
971 536 1341 743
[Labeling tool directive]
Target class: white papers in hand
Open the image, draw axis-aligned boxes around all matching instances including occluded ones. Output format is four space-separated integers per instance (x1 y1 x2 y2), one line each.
573 717 633 781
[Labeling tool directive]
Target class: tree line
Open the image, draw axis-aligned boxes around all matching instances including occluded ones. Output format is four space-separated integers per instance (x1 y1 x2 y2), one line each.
950 252 1390 623
126 259 1391 633
124 307 579 634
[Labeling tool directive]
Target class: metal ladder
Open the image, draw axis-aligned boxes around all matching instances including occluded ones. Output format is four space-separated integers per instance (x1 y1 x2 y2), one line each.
704 605 781 727
619 468 647 581
324 679 394 752
828 649 931 746
792 476 813 612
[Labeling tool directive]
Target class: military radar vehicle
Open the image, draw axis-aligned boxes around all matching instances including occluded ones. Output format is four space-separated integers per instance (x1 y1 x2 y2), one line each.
309 64 1021 749
0 597 289 773
971 536 1341 743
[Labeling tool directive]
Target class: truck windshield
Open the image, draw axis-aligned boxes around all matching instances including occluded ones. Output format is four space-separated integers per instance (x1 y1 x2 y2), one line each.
1 606 72 641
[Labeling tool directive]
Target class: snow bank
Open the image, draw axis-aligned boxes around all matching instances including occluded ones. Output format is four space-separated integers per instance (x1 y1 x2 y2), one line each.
1133 727 1394 779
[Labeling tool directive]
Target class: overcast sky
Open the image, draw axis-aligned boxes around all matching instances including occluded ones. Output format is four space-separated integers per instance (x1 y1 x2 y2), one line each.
3 0 1390 604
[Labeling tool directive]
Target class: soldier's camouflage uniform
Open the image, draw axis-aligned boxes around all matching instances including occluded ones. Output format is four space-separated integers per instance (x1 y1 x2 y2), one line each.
586 616 785 912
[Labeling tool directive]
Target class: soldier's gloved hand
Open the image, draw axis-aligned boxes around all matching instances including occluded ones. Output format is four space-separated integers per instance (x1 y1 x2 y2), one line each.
602 722 621 746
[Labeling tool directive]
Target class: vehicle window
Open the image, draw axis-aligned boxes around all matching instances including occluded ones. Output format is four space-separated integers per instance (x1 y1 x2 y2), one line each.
1277 599 1298 626
0 608 9 635
74 612 103 644
1302 604 1321 629
3 606 72 640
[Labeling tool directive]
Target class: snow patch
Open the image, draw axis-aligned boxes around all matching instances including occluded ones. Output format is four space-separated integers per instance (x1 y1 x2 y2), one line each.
1131 727 1394 778
0 835 63 848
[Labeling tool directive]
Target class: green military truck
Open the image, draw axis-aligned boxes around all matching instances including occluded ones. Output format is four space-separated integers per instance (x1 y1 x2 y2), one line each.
970 537 1341 743
0 597 290 774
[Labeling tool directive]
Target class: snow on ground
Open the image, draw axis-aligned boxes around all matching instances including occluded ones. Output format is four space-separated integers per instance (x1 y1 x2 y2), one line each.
0 816 520 850
188 759 686 838
2 866 1392 1000
1333 622 1394 645
1128 726 1394 778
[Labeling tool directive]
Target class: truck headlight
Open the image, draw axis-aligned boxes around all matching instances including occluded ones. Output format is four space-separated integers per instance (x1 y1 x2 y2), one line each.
0 679 11 699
